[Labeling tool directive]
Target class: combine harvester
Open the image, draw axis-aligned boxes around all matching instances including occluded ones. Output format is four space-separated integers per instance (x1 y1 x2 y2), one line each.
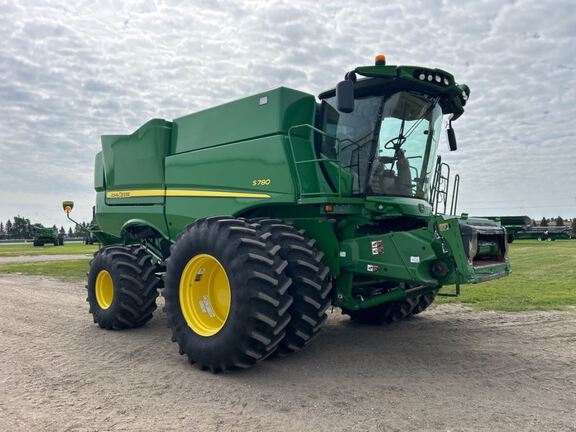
65 55 511 371
32 224 64 247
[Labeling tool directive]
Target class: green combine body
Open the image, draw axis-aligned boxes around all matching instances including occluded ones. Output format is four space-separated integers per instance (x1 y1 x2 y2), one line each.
32 225 64 247
79 56 510 372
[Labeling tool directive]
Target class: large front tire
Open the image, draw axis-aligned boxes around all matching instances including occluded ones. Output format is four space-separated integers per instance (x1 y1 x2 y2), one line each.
164 217 293 372
86 245 159 329
252 219 332 356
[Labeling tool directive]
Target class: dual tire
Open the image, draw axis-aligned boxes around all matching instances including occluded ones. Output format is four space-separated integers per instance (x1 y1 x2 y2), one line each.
163 217 332 372
246 219 332 356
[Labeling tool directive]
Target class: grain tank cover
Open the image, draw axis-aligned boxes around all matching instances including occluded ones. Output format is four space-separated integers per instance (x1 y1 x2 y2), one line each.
171 87 315 154
101 119 172 190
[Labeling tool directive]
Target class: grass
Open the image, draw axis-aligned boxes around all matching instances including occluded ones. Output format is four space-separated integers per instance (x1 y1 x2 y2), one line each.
0 242 98 257
0 240 574 311
437 240 576 311
0 259 90 280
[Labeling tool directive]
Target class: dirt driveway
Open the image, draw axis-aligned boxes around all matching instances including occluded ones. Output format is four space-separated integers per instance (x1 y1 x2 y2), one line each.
0 255 92 265
0 274 574 431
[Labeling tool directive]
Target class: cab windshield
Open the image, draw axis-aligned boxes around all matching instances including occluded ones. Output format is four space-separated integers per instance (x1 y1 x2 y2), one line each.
321 91 443 200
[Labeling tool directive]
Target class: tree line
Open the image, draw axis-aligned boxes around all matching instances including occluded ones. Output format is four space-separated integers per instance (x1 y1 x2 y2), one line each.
1 215 575 239
0 216 89 239
535 216 575 230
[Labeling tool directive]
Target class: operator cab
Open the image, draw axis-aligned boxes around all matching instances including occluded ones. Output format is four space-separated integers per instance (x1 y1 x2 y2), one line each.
317 55 469 201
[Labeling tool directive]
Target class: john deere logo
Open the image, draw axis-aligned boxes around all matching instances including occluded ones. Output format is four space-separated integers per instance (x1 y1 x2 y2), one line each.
108 191 131 199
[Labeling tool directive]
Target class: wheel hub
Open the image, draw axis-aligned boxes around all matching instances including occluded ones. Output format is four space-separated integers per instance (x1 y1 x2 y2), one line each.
179 254 231 336
95 270 114 310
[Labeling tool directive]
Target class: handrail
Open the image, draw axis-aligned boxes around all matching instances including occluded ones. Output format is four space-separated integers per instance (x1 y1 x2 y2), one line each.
430 156 452 215
439 163 450 215
450 174 460 216
430 156 442 209
287 124 343 198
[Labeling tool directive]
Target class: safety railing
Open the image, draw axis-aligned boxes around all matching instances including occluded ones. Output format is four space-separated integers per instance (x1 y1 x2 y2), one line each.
287 124 343 198
450 174 460 216
430 156 459 216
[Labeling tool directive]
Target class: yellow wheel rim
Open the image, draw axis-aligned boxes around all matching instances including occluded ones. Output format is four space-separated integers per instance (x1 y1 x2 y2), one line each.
95 270 114 310
179 254 231 337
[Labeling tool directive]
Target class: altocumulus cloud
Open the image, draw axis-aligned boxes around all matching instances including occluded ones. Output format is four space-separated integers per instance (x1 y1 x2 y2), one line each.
0 0 575 226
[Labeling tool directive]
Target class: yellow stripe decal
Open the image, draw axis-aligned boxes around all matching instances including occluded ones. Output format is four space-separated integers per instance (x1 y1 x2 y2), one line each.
106 189 271 199
165 190 271 198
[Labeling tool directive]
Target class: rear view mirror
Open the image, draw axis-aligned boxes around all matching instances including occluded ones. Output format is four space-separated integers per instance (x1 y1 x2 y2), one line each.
336 79 354 113
447 123 457 151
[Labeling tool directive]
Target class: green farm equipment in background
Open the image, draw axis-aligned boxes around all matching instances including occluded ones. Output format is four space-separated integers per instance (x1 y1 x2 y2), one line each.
66 55 510 372
484 216 572 242
62 201 100 245
32 224 64 247
515 226 571 241
84 233 96 245
484 216 531 243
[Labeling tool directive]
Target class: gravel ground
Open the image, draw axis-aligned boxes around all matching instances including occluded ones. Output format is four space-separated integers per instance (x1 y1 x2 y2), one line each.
0 274 574 432
0 255 91 265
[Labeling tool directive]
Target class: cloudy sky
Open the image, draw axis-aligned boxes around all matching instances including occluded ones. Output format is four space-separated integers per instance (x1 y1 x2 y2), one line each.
1 0 575 228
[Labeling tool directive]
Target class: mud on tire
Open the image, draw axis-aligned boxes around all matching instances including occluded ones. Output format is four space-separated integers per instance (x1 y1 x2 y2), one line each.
163 216 293 372
252 218 332 356
87 245 160 329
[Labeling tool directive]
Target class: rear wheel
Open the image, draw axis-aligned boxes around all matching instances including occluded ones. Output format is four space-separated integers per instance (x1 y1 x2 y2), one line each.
164 217 292 372
343 289 438 324
383 296 421 323
252 219 332 356
86 245 159 329
411 290 438 315
342 302 392 325
343 299 415 325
